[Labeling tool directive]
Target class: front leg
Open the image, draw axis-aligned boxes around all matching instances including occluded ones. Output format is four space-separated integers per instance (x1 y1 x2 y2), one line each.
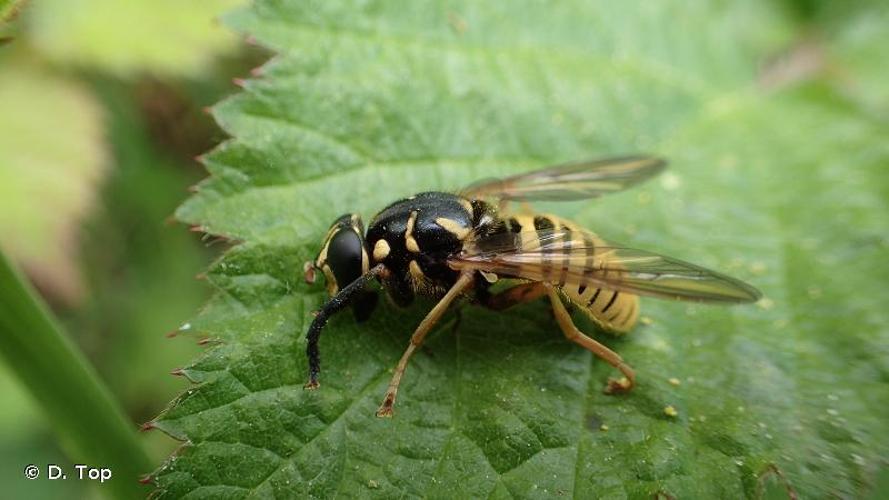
304 264 384 389
376 272 474 417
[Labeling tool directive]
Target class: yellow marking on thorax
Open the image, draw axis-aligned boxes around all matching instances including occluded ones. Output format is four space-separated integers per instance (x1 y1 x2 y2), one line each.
405 211 420 253
435 217 471 240
373 239 391 261
458 198 474 215
408 260 425 284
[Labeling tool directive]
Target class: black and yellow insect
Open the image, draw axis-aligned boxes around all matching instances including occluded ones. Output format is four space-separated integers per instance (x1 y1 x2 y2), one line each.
303 156 761 417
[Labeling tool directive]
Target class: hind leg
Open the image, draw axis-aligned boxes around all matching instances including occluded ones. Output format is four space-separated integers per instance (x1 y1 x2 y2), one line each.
544 285 636 394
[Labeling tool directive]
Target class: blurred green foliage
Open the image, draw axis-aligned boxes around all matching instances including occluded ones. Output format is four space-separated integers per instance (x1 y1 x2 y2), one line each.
0 0 262 497
27 0 243 77
0 60 107 303
0 0 21 22
0 247 152 498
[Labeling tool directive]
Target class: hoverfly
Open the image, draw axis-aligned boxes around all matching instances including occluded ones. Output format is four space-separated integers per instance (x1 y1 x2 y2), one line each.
302 156 761 417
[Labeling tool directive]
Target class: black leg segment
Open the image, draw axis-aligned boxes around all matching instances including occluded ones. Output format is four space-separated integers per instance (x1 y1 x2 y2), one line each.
305 264 384 388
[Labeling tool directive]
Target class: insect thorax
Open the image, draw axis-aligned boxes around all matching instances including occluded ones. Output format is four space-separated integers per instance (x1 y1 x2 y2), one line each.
365 191 497 304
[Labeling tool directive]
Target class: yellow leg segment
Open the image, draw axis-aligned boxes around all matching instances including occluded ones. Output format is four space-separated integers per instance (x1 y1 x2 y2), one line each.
376 272 475 417
544 284 636 394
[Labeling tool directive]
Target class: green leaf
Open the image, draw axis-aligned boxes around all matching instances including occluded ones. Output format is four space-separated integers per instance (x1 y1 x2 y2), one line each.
151 1 889 497
825 3 889 112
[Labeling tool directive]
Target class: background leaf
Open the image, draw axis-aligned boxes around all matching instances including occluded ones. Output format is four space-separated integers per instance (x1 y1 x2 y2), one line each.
25 0 242 77
0 60 108 304
151 1 889 497
1 1 248 495
0 0 23 22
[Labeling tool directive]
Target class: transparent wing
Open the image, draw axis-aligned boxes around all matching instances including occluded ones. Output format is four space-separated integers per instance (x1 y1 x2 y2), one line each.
461 155 666 202
449 229 761 303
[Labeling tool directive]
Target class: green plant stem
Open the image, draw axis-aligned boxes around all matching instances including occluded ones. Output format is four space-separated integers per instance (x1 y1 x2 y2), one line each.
0 251 151 498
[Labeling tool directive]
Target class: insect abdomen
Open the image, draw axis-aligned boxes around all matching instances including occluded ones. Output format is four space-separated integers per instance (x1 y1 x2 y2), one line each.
507 214 639 335
566 279 639 335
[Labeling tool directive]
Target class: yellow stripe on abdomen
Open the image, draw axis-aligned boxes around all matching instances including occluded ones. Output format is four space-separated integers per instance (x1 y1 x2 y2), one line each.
526 214 640 335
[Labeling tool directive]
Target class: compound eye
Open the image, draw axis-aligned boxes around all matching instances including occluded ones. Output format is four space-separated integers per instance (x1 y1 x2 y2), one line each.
313 213 367 295
326 228 364 291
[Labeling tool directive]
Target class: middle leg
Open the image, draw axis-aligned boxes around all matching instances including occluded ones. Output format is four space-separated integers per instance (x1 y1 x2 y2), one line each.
376 271 475 417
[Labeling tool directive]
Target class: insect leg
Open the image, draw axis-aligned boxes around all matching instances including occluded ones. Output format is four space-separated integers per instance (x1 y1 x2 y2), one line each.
544 284 636 394
376 271 474 417
479 282 547 310
305 264 384 389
